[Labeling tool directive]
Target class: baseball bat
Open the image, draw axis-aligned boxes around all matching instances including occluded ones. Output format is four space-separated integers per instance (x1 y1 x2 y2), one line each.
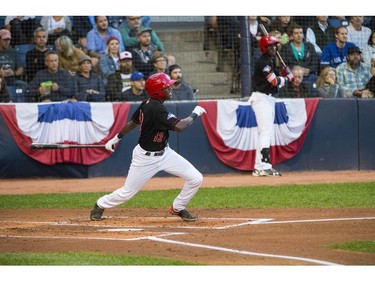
259 24 287 68
31 143 106 149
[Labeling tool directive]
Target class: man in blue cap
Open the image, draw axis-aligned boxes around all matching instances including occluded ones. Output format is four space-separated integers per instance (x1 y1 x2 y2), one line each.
120 71 148 101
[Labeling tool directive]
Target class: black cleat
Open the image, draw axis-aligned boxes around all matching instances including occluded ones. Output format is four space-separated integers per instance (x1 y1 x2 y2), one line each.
169 205 197 222
90 203 104 221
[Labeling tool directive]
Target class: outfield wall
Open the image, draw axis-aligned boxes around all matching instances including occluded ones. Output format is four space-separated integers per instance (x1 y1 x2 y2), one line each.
0 99 374 178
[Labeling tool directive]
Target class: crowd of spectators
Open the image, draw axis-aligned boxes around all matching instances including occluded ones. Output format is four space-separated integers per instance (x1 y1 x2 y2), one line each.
0 16 189 103
240 16 375 98
0 16 374 103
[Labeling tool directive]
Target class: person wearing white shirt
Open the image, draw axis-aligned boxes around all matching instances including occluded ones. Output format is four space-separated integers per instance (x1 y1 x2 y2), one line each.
347 16 372 49
305 16 336 55
361 31 375 72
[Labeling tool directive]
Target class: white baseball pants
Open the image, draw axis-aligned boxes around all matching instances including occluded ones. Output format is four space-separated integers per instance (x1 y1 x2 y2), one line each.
97 144 203 211
249 92 276 170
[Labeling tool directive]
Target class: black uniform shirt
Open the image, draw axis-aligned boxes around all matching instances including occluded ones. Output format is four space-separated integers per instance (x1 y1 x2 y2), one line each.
252 54 279 95
131 98 180 151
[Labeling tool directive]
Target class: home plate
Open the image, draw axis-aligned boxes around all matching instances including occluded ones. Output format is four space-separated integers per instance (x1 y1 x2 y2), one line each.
98 228 143 232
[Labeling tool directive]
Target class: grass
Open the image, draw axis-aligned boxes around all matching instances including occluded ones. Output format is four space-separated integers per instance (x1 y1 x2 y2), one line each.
1 181 373 265
328 241 375 253
0 252 196 265
0 182 374 209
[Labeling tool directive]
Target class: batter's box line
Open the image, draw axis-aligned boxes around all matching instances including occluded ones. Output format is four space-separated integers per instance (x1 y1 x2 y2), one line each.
0 217 273 232
62 217 274 230
0 231 187 242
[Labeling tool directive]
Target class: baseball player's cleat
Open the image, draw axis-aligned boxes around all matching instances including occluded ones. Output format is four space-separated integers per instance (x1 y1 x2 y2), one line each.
169 205 197 222
252 168 281 177
90 203 105 221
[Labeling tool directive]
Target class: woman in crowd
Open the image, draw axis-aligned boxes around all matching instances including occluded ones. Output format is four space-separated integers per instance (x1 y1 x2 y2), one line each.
99 36 121 86
55 35 85 76
316 67 347 98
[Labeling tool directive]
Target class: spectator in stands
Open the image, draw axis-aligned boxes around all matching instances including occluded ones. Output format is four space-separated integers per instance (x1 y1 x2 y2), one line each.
336 46 372 98
119 16 163 52
347 16 372 49
99 36 121 86
119 71 148 101
106 51 134 101
25 27 49 82
280 24 319 86
75 54 105 102
248 16 263 43
269 16 296 45
0 29 28 88
4 16 40 46
305 16 336 56
86 16 124 60
55 35 86 76
168 64 196 101
0 77 10 102
320 26 356 68
72 16 93 54
361 75 375 98
148 51 168 76
131 28 159 78
316 66 347 98
28 50 76 102
279 65 310 98
362 31 375 70
40 16 72 45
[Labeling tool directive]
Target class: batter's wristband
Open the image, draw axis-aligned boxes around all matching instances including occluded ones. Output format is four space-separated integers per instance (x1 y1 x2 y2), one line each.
190 113 198 120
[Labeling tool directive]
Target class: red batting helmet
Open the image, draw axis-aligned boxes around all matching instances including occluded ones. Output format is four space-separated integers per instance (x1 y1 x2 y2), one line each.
259 35 281 54
145 73 176 99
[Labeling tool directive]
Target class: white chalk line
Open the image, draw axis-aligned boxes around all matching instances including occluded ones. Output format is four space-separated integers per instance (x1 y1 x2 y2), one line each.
147 236 340 266
249 216 375 224
0 232 187 241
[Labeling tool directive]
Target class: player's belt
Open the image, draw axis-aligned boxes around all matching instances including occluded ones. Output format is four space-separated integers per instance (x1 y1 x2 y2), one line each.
145 149 165 156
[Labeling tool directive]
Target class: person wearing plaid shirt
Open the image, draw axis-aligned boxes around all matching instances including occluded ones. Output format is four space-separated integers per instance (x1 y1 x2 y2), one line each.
336 46 372 97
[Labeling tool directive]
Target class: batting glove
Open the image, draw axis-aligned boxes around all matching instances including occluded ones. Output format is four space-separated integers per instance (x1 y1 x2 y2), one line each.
105 135 121 152
192 106 206 117
281 66 295 83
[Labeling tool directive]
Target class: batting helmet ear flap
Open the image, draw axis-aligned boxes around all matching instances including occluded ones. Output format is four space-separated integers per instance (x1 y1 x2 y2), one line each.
145 73 176 99
259 34 281 54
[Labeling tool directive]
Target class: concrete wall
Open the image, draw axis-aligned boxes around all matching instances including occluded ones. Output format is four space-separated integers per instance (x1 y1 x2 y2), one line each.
0 99 374 178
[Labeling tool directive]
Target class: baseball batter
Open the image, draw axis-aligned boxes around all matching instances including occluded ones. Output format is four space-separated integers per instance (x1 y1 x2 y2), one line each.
90 72 206 222
250 34 294 177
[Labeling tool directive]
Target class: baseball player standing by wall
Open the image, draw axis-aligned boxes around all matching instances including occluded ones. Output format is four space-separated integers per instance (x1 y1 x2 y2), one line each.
90 72 206 222
250 35 294 176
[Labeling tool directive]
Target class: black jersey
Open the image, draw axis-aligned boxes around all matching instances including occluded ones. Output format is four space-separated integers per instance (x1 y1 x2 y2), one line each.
131 98 180 151
252 54 280 95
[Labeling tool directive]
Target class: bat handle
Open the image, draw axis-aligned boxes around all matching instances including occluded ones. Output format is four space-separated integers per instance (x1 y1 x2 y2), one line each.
276 53 287 68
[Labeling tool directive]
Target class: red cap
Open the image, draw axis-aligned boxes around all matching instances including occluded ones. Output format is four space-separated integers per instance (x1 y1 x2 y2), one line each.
106 36 119 45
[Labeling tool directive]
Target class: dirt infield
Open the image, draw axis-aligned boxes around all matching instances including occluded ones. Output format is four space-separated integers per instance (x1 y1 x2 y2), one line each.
1 170 375 265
